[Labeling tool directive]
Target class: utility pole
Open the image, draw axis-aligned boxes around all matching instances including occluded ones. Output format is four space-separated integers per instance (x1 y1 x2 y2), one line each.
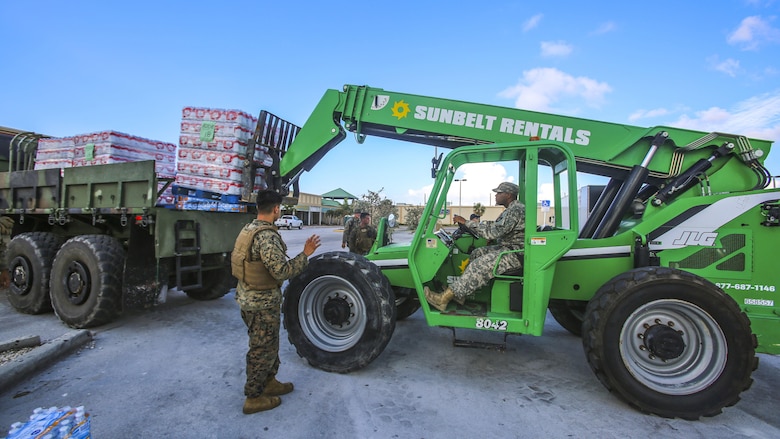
455 178 467 218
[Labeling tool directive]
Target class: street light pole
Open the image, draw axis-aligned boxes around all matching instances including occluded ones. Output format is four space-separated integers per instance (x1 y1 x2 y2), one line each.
455 178 467 218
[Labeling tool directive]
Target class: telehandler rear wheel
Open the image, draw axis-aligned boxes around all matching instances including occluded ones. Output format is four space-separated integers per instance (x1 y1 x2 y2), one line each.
583 266 757 420
6 233 63 314
50 235 125 328
283 251 396 373
548 299 587 336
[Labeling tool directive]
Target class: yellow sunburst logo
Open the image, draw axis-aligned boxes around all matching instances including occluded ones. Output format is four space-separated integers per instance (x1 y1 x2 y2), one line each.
391 100 410 119
458 258 470 273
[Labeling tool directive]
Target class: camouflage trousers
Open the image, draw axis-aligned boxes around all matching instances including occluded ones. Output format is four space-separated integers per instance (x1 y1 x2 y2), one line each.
240 307 281 398
450 245 523 301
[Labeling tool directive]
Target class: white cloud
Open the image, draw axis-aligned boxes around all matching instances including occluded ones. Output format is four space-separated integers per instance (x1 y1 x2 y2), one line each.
707 55 741 77
629 107 671 122
540 41 573 57
523 14 543 32
670 90 780 142
498 67 612 112
590 21 617 35
728 15 780 50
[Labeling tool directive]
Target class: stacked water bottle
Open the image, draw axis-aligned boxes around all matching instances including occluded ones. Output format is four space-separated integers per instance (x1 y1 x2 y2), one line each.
4 406 90 439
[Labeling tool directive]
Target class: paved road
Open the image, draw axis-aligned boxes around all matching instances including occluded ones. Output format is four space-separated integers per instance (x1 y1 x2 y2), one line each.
2 226 780 438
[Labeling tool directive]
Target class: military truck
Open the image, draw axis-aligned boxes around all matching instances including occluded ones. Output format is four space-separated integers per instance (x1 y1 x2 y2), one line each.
246 85 779 420
0 114 298 328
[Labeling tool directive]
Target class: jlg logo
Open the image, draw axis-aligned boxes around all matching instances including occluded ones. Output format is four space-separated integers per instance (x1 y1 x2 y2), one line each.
672 231 718 246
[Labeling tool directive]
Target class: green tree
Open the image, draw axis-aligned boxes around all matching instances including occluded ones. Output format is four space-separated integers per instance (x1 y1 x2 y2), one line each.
331 199 355 225
355 188 397 226
404 205 424 229
473 202 486 217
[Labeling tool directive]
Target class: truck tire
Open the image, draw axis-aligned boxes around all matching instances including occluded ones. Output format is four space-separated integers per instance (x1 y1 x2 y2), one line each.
582 266 757 419
6 232 64 314
184 265 236 300
548 299 587 336
283 251 396 373
50 235 125 328
393 287 421 321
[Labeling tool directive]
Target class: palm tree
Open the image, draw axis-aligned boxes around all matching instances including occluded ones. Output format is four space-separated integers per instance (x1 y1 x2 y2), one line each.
473 202 486 217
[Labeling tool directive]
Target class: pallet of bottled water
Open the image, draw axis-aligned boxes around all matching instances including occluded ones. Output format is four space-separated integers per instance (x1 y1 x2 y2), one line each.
4 406 90 439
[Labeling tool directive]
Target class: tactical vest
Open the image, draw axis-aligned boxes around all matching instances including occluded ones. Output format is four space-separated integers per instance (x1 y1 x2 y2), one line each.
354 227 374 253
231 223 283 290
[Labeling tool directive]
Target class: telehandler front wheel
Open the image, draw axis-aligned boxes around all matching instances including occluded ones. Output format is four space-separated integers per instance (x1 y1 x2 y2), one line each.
393 287 421 321
583 267 757 420
50 235 125 328
6 233 63 314
283 251 396 373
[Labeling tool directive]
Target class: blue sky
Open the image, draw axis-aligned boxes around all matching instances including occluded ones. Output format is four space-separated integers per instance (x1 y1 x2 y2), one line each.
2 0 779 207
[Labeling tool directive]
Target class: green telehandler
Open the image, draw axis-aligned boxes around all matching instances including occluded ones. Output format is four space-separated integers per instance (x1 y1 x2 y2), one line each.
246 85 780 419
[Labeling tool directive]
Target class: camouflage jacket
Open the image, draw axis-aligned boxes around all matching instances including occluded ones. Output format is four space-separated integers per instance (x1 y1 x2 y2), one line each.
466 200 525 248
342 216 359 245
348 224 377 255
234 219 309 311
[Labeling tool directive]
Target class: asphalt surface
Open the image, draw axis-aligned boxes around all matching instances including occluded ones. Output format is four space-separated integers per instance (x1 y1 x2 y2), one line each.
2 225 780 438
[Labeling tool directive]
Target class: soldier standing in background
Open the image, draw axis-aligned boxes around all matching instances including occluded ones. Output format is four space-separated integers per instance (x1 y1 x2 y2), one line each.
424 182 525 311
231 191 320 414
348 212 377 255
341 208 360 250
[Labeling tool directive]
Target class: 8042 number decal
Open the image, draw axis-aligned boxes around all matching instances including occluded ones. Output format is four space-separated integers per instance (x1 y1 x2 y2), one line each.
475 318 508 331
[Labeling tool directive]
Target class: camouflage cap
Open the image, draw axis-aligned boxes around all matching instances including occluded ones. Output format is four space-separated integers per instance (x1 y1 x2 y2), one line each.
492 182 519 195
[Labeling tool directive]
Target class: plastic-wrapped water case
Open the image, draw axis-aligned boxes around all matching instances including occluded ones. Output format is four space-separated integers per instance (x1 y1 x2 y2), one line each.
174 106 265 208
4 405 91 439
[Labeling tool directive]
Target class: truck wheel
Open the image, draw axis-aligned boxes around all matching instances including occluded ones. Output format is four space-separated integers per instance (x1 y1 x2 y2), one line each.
582 267 757 419
548 299 587 336
50 235 125 328
184 265 236 300
393 287 421 320
6 233 63 314
283 251 396 373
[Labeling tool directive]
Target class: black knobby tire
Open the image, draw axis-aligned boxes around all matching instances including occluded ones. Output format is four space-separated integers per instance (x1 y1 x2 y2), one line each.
393 287 421 321
582 267 757 419
184 265 237 300
6 233 64 314
50 235 126 328
283 251 396 373
548 299 587 336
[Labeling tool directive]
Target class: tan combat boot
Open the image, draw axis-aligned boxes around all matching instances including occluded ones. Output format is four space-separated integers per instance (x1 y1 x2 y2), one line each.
262 377 294 396
424 286 455 312
243 395 281 414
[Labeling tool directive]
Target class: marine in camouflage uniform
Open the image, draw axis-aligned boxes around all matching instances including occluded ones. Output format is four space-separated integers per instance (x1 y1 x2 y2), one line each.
347 212 377 255
425 182 525 310
231 191 320 414
341 209 360 249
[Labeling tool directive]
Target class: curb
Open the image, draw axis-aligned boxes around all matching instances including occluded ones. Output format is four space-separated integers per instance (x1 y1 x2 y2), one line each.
0 330 93 394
